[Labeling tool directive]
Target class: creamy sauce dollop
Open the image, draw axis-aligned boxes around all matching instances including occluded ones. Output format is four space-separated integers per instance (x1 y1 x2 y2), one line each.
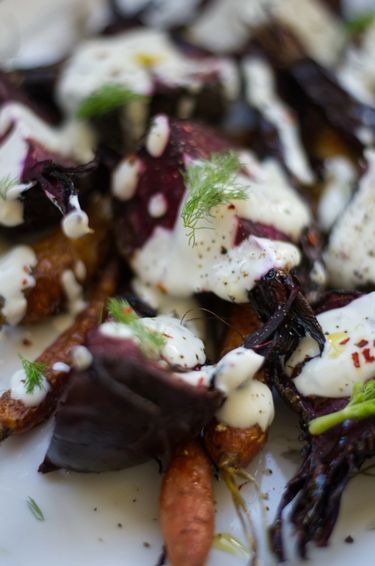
132 151 309 302
287 293 375 398
325 150 375 288
0 245 37 325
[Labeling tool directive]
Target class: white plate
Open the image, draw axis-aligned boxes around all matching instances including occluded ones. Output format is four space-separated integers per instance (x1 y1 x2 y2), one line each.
0 1 375 564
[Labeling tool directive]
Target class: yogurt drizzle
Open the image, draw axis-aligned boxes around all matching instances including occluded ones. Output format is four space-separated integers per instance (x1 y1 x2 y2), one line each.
287 292 375 399
243 57 314 185
325 149 375 288
100 315 274 430
132 150 309 302
57 28 239 116
0 245 37 325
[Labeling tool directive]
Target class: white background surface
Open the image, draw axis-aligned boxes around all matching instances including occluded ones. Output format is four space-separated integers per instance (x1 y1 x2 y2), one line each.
0 0 374 564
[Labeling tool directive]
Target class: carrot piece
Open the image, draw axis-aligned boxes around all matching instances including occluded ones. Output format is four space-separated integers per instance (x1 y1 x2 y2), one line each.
160 440 214 566
207 303 267 469
220 304 261 356
0 261 117 440
21 198 110 325
205 420 267 470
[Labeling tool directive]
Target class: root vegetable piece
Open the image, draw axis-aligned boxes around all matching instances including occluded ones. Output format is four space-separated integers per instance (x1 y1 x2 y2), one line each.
0 261 117 440
0 198 110 327
160 440 214 566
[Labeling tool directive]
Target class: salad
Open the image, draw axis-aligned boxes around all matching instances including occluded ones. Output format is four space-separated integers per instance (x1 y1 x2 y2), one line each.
1 0 375 565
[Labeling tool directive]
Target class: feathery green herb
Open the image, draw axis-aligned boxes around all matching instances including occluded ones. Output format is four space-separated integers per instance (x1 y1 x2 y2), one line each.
181 151 247 246
76 84 148 119
107 298 166 357
19 355 46 394
26 497 45 521
345 12 375 37
0 176 18 199
309 379 375 435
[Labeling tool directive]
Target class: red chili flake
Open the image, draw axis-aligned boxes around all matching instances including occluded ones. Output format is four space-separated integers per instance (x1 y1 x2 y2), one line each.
197 377 205 386
362 348 375 363
352 352 360 368
339 337 350 345
307 230 318 246
227 204 235 210
356 339 368 348
22 338 32 347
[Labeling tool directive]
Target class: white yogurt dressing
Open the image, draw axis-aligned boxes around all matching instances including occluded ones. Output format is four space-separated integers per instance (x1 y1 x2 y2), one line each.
100 311 274 429
52 361 71 373
190 0 344 65
287 292 375 398
101 315 206 369
338 22 375 107
71 345 93 371
10 368 49 407
325 149 375 288
57 28 239 116
148 193 168 218
0 102 94 229
62 195 92 240
61 270 86 315
112 156 142 201
318 156 356 232
115 0 201 29
145 115 170 158
176 346 273 429
0 245 37 325
243 57 314 185
132 150 309 302
131 278 206 341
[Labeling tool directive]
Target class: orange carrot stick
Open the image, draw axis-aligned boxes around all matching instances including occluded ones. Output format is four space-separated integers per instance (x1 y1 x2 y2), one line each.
0 261 117 440
160 440 215 566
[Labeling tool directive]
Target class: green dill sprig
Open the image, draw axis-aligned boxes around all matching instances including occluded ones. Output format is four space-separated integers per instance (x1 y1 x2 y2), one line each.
309 380 375 435
76 84 148 119
19 355 47 394
107 298 166 357
345 12 375 37
26 497 45 521
0 176 18 199
181 151 247 246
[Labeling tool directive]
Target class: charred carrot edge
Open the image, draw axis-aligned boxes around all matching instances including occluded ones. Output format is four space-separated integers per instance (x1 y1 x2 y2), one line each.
0 261 118 440
21 197 110 325
160 440 215 566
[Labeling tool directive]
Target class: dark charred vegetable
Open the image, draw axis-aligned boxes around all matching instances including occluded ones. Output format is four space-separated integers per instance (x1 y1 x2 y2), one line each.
246 269 325 362
40 330 223 473
113 119 231 257
246 277 375 560
253 23 375 150
18 159 96 232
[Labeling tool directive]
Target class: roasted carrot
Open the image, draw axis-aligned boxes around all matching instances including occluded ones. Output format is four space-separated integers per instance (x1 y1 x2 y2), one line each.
204 420 267 470
160 440 215 566
0 197 111 327
0 261 117 440
22 198 110 325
